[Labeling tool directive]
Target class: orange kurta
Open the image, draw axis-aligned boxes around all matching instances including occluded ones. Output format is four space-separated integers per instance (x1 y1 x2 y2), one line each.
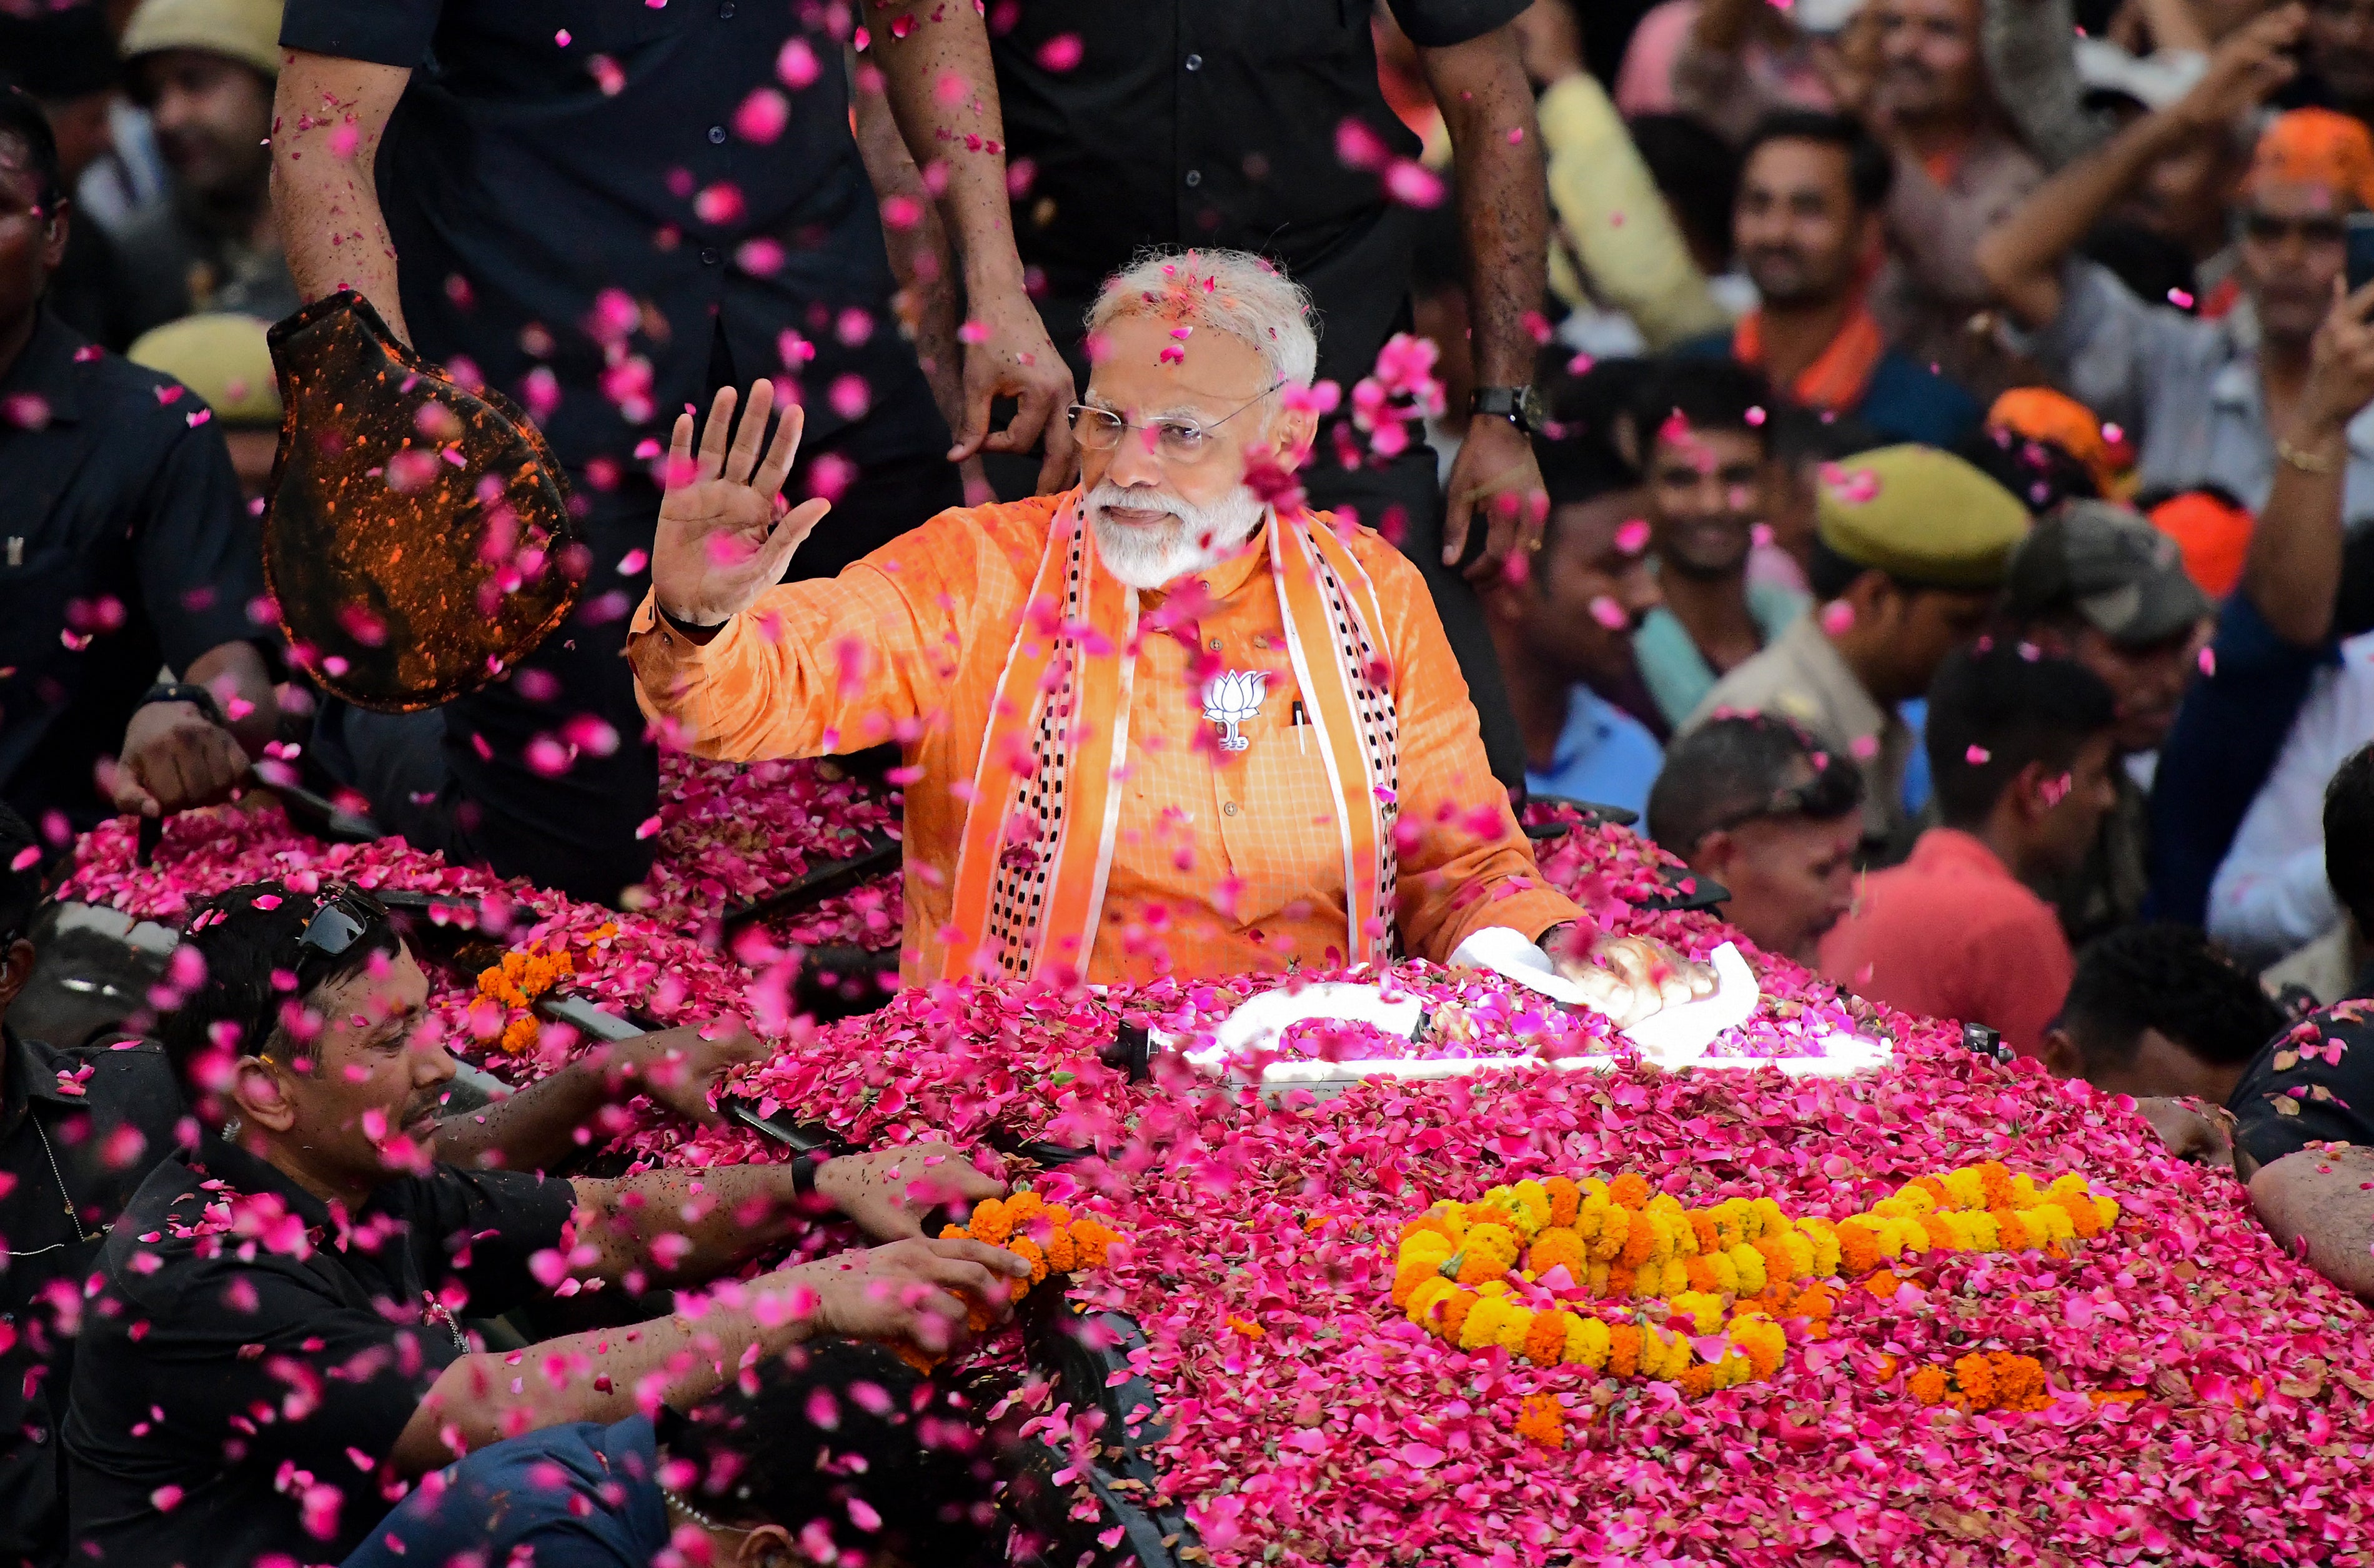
627 489 1578 984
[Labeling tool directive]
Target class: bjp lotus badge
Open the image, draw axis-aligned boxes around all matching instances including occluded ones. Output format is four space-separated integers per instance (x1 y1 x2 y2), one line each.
1203 670 1268 751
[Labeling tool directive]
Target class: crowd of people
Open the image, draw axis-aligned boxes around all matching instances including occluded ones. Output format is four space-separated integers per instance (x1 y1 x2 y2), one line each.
7 0 2374 1561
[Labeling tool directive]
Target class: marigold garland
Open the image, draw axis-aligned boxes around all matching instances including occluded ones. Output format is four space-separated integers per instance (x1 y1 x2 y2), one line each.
1907 1351 2050 1414
473 923 618 1053
1390 1164 2118 1411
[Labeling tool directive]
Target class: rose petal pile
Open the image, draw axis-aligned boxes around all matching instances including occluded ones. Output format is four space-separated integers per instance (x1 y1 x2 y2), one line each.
57 780 2374 1565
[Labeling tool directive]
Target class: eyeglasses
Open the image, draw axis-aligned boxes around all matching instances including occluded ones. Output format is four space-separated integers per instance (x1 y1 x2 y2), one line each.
2242 212 2348 249
1068 382 1284 466
262 886 391 1054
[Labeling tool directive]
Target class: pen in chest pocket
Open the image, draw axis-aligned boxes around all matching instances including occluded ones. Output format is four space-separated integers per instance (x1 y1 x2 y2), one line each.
1291 699 1307 752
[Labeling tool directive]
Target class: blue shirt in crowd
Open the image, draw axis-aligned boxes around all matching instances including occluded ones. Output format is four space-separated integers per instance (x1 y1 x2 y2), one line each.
1526 685 1664 818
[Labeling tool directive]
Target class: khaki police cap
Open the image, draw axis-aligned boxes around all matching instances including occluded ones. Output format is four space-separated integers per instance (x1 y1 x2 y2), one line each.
129 313 280 427
1815 444 2031 591
121 0 283 81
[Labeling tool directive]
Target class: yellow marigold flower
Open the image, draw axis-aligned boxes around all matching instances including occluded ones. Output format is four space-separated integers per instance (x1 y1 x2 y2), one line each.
1459 1295 1514 1352
1581 1176 1609 1199
1454 1224 1520 1284
1726 1243 1766 1298
1494 1305 1537 1354
1591 1205 1630 1262
2030 1203 2076 1243
1646 1191 1685 1218
1401 1230 1453 1267
2047 1173 2090 1200
1669 1291 1723 1334
1586 1261 1611 1296
1507 1180 1552 1237
1705 1251 1739 1295
1750 1198 1787 1238
1567 1315 1612 1368
1965 1211 2001 1251
1634 1258 1664 1298
2093 1195 2120 1229
2009 1174 2044 1207
1940 1168 1988 1211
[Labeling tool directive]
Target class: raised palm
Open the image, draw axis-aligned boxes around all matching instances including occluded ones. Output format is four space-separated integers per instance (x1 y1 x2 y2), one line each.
652 379 833 625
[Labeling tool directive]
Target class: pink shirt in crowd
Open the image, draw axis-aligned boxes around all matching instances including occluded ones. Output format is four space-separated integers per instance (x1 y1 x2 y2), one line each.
1816 828 2075 1061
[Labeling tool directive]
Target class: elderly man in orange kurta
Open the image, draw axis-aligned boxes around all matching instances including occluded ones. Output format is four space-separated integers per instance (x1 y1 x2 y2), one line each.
628 249 1709 1021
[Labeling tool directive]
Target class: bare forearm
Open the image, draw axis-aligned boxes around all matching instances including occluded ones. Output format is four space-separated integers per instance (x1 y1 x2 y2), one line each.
2251 1144 2374 1304
868 2 1027 300
1429 32 1550 387
271 52 412 342
2247 429 2347 647
435 1066 607 1174
853 58 968 430
577 1164 810 1285
1976 109 2183 326
184 640 277 757
394 1296 811 1473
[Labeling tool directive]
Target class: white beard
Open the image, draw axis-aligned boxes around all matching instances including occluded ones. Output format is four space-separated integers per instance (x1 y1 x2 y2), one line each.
1085 480 1268 591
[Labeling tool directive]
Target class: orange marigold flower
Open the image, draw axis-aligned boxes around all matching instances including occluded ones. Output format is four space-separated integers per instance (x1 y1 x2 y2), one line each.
1043 1226 1078 1274
1608 1173 1652 1209
1606 1264 1637 1300
2054 1194 2103 1239
1911 1174 1952 1206
1608 1324 1642 1378
1438 1289 1479 1339
1684 1256 1719 1293
1864 1269 1905 1299
1006 1191 1046 1227
1835 1219 1881 1278
1679 1364 1719 1398
1977 1162 2017 1211
1543 1177 1582 1228
968 1198 1013 1247
1514 1393 1566 1449
1617 1218 1657 1268
1522 1312 1567 1366
1908 1367 1950 1406
1011 1236 1049 1285
1068 1218 1117 1268
1526 1229 1589 1281
1689 1212 1721 1254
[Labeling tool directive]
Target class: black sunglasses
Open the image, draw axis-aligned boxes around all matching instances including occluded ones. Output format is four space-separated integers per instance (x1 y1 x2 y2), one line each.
251 886 392 1054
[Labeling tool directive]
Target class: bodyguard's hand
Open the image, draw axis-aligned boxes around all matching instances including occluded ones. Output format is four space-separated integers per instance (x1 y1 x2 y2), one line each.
111 701 247 818
652 380 833 625
790 1236 1031 1353
815 1139 1008 1241
948 287 1078 494
1547 930 1718 1028
606 1023 767 1126
1443 415 1549 582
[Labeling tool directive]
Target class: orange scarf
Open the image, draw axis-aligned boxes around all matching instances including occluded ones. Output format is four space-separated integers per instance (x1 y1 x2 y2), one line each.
1734 301 1887 416
941 499 1399 983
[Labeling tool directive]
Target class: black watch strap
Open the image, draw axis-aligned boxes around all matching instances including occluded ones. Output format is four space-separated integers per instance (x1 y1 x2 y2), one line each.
138 682 226 727
1469 385 1538 433
655 601 732 645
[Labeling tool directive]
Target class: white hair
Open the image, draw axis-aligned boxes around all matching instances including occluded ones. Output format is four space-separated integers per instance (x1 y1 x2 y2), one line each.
1085 248 1319 389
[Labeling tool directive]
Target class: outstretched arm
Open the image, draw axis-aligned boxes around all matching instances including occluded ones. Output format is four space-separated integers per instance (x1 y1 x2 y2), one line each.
272 50 414 340
2250 1143 2374 1305
868 2 1076 490
435 1025 768 1174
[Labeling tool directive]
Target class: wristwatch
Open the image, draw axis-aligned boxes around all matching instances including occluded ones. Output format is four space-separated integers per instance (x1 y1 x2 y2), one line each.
137 681 226 727
1469 385 1544 435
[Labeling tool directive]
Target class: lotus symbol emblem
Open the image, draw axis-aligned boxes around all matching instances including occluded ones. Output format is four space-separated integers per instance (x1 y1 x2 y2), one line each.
1201 669 1268 752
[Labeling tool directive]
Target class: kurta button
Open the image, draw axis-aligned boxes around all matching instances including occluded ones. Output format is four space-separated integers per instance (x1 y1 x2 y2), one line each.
708 125 727 144
1223 801 1239 816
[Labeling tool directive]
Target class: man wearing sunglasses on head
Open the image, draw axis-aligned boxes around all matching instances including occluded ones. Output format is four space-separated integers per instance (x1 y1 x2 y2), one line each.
629 248 1718 1021
1979 10 2374 519
62 881 1025 1567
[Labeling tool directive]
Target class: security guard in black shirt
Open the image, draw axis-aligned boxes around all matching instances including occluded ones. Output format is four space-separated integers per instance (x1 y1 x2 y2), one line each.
0 92 279 841
0 805 186 1567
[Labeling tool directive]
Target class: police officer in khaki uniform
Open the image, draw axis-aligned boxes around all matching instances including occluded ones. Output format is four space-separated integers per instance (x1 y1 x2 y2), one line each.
1682 444 2030 866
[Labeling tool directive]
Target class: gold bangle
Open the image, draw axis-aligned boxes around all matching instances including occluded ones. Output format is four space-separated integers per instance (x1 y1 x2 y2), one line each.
2277 437 2342 475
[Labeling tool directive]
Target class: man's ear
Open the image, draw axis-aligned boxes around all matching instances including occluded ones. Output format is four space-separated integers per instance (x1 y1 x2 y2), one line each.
732 1522 795 1567
2039 1025 2083 1082
1274 402 1319 468
230 1054 300 1134
1612 410 1642 472
2007 759 2051 822
1686 830 1737 882
0 936 36 1014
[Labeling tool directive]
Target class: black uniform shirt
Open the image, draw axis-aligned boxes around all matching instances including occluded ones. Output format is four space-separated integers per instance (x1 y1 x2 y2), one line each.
63 1133 575 1567
279 0 944 475
0 1028 185 1568
0 310 268 833
988 0 1526 388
